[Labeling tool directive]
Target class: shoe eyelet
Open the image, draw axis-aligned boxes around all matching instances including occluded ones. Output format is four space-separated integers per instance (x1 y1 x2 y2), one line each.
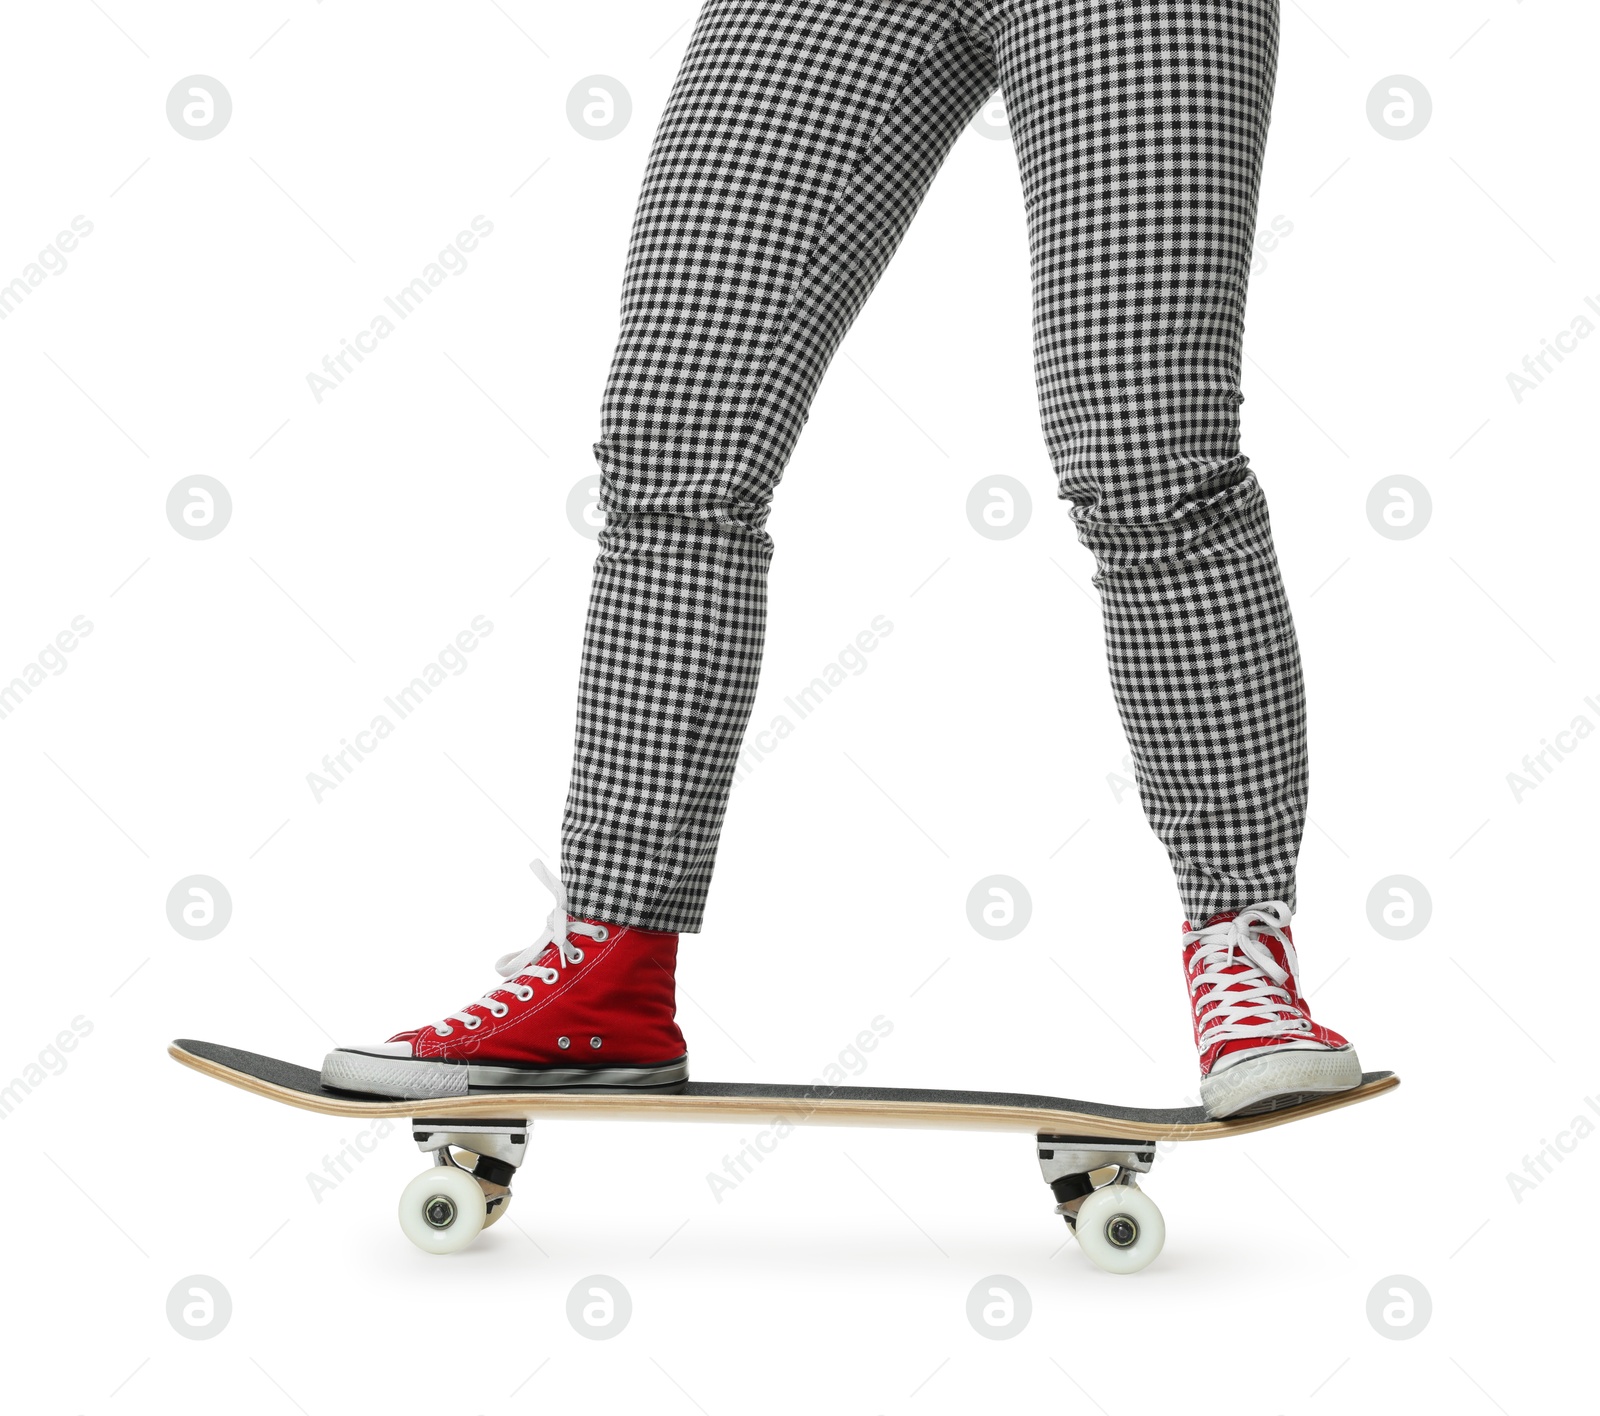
592 926 609 942
463 1017 482 1031
557 1036 570 1049
515 987 534 1002
590 1036 602 1049
435 1027 453 1038
490 1005 509 1018
570 948 585 963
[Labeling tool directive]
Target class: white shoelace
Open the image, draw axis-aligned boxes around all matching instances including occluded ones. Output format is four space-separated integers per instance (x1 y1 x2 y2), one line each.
1187 901 1313 1046
431 860 608 1037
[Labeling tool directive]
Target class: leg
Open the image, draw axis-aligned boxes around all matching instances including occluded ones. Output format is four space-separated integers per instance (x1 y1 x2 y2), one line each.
992 0 1302 922
564 0 999 931
322 2 998 1105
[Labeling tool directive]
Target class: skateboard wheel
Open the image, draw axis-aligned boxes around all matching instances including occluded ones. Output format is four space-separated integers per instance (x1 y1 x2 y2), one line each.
398 1166 487 1254
1073 1185 1165 1275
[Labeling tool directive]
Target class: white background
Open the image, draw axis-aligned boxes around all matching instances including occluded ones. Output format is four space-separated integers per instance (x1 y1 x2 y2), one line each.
3 0 1595 1411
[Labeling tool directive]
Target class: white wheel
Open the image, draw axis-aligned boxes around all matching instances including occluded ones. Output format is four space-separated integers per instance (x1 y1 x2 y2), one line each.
398 1166 487 1254
1073 1185 1165 1275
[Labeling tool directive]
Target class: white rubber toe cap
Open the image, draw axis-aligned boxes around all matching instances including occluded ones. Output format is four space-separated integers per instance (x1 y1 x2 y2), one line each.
321 1043 471 1099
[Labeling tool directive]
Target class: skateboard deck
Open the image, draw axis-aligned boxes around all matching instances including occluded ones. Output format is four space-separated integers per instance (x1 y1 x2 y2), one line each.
170 1040 1397 1271
170 1039 1396 1140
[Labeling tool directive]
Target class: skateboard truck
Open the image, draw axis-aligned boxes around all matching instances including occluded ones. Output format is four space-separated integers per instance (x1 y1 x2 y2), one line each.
402 1118 531 1252
1037 1133 1165 1273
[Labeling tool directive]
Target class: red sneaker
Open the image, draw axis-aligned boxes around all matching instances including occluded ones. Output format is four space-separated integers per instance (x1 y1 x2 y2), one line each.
1182 902 1360 1118
322 862 688 1099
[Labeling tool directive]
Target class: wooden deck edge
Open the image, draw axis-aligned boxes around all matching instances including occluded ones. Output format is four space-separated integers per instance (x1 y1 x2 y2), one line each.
169 1044 1398 1139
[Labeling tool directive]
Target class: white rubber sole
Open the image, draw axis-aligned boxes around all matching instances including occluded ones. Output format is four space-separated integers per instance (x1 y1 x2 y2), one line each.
1200 1046 1362 1119
321 1048 690 1099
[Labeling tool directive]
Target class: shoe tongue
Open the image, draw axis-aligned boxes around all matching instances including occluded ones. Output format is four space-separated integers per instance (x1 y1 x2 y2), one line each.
1192 909 1294 950
1186 911 1276 980
1181 911 1237 945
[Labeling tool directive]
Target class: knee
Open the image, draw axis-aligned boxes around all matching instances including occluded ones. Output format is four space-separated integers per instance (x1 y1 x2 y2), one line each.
1063 455 1272 569
592 428 777 535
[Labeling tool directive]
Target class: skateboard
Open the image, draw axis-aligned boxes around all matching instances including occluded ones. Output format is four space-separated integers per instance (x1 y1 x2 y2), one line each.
170 1039 1398 1273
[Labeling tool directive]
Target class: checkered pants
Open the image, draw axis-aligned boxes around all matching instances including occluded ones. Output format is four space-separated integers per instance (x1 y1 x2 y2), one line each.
563 0 1306 932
